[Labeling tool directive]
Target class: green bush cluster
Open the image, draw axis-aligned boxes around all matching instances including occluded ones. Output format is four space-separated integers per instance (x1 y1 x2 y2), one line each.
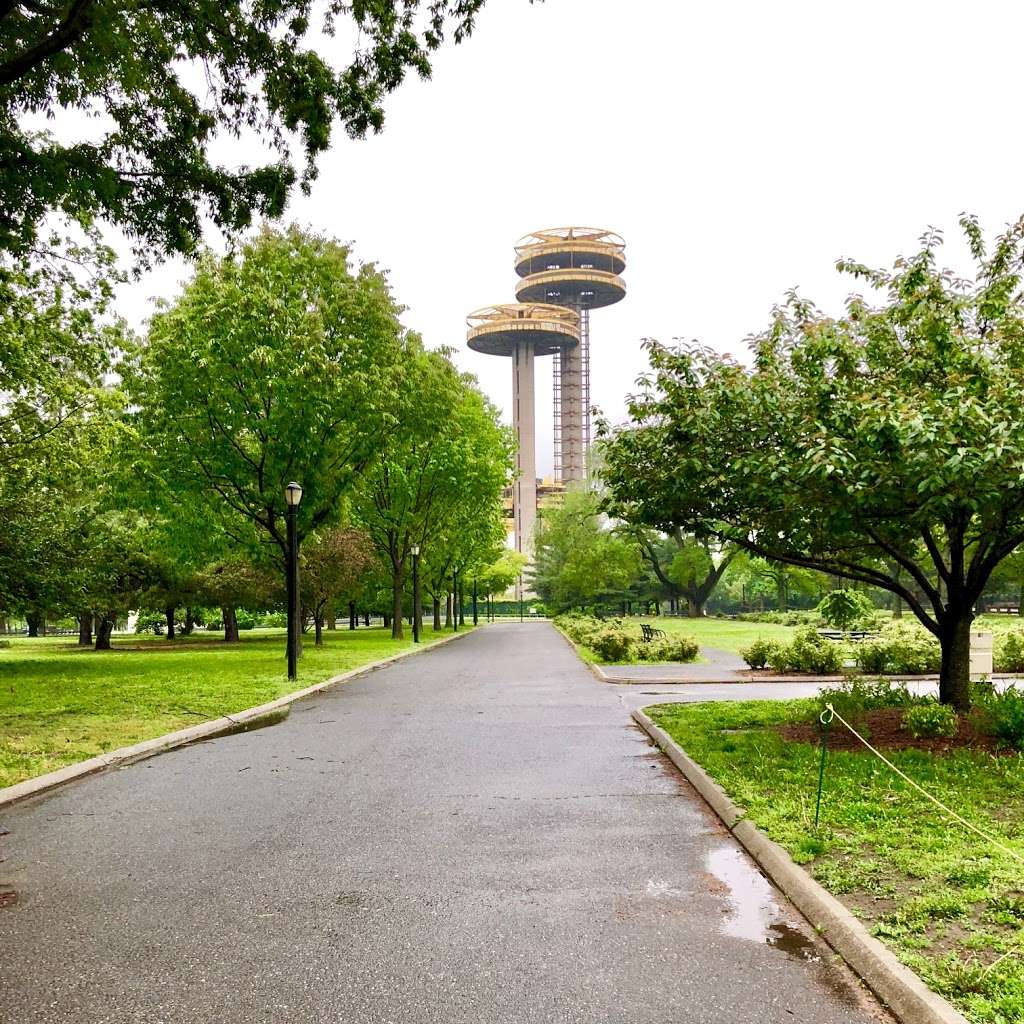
740 626 845 674
855 625 940 675
973 684 1024 749
735 610 820 627
903 700 959 739
554 614 699 664
994 630 1024 672
814 677 920 722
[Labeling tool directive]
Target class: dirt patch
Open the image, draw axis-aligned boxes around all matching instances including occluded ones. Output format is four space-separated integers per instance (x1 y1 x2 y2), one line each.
778 707 1011 755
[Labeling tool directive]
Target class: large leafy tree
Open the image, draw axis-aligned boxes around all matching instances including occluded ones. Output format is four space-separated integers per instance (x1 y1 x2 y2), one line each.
301 525 373 644
531 488 640 613
131 225 405 573
0 0 504 261
352 343 511 638
601 217 1024 709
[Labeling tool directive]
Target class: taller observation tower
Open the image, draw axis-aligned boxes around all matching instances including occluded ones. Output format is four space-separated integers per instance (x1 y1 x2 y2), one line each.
514 228 626 483
467 303 580 555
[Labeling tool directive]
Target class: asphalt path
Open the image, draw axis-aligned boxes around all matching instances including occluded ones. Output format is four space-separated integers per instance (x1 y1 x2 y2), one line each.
0 623 889 1023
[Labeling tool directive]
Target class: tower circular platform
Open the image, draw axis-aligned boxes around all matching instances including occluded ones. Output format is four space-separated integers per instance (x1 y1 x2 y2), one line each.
514 227 626 278
466 303 580 357
514 268 626 309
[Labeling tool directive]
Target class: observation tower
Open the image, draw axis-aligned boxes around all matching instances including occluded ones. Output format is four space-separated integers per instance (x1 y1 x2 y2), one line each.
513 227 626 483
467 303 580 555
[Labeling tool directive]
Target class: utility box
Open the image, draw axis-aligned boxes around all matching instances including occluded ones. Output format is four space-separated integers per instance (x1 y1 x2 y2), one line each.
970 630 994 677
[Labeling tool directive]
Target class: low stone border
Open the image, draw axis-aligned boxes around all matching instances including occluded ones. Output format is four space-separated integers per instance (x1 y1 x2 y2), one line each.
632 707 968 1024
0 628 479 810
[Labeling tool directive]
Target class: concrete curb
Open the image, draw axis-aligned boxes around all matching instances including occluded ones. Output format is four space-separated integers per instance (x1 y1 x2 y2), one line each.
0 627 480 810
632 707 968 1024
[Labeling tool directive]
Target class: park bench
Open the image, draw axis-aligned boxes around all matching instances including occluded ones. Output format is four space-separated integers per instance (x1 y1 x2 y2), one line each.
817 629 878 643
640 623 667 643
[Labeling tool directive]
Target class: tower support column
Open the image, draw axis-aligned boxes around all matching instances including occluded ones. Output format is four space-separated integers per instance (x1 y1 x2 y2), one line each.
560 336 585 483
512 341 537 555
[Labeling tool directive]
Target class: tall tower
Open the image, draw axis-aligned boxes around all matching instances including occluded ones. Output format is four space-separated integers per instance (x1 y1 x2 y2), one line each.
466 303 580 555
513 228 626 483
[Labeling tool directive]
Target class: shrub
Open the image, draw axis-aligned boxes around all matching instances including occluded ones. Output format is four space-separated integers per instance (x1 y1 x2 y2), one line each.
646 635 699 663
134 612 165 635
974 685 1024 749
786 626 846 674
260 611 288 628
902 701 958 739
855 625 940 675
994 630 1024 673
555 613 602 646
817 589 877 630
587 625 635 663
816 677 918 722
235 610 257 631
739 638 777 670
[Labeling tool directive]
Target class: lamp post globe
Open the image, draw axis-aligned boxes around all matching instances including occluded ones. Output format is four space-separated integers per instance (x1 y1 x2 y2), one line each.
284 481 303 680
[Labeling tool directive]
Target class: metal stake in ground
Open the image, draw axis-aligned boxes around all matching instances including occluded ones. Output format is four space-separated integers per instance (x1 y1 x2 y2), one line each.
815 704 833 830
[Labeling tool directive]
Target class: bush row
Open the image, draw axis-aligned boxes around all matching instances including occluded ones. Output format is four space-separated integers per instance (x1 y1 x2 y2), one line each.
813 677 1024 748
555 614 699 665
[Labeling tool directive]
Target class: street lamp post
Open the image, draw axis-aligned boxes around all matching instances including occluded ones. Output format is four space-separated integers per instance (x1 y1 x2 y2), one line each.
285 481 303 680
411 544 421 643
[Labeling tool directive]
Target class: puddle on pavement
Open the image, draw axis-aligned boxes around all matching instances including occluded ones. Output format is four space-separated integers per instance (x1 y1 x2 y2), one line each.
707 845 782 942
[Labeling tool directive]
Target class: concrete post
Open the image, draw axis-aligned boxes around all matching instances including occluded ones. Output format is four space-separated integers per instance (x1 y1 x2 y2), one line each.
512 340 537 556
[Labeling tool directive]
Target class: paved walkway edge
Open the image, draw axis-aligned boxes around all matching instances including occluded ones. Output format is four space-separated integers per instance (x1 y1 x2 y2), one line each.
0 628 480 810
632 707 968 1024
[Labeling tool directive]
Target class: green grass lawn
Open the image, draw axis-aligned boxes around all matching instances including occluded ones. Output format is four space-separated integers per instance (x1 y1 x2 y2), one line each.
641 616 796 653
648 699 1024 1024
0 625 463 789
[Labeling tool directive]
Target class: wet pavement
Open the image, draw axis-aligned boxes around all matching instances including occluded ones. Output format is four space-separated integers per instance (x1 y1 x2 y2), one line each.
0 622 889 1023
605 645 750 683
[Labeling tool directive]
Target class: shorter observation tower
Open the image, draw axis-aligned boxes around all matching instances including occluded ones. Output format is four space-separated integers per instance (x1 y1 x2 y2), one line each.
513 228 626 483
467 303 580 555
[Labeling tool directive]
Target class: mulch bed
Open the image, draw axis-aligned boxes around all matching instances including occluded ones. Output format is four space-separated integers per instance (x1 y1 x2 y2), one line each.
777 707 1012 755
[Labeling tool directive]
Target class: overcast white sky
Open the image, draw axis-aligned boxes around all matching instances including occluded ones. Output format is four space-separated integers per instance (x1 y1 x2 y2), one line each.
119 0 1024 476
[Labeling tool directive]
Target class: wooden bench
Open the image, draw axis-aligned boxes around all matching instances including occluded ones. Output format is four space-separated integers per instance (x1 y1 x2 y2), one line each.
640 623 667 643
817 629 878 643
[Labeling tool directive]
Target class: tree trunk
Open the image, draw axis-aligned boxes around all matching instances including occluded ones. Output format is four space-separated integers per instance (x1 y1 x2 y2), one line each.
26 613 40 637
165 605 176 641
222 606 240 643
458 582 465 626
432 596 440 630
445 592 452 628
687 596 701 618
893 593 903 619
94 617 114 650
364 612 370 626
315 615 324 646
327 607 336 630
349 600 357 630
938 612 973 711
777 575 788 612
1018 583 1024 617
391 571 405 640
78 613 92 647
183 608 195 635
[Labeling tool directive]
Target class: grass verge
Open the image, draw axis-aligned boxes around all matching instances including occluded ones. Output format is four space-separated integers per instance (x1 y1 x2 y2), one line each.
648 699 1024 1024
0 625 464 789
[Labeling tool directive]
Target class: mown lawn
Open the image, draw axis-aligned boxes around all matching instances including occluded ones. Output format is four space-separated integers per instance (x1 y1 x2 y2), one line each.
642 616 796 653
648 699 1024 1024
0 625 462 789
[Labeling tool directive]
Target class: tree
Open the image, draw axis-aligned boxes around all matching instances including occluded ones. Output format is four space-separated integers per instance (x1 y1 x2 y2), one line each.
0 1 503 262
352 344 511 639
132 226 405 579
195 558 276 642
531 488 640 613
301 526 374 645
601 217 1024 710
